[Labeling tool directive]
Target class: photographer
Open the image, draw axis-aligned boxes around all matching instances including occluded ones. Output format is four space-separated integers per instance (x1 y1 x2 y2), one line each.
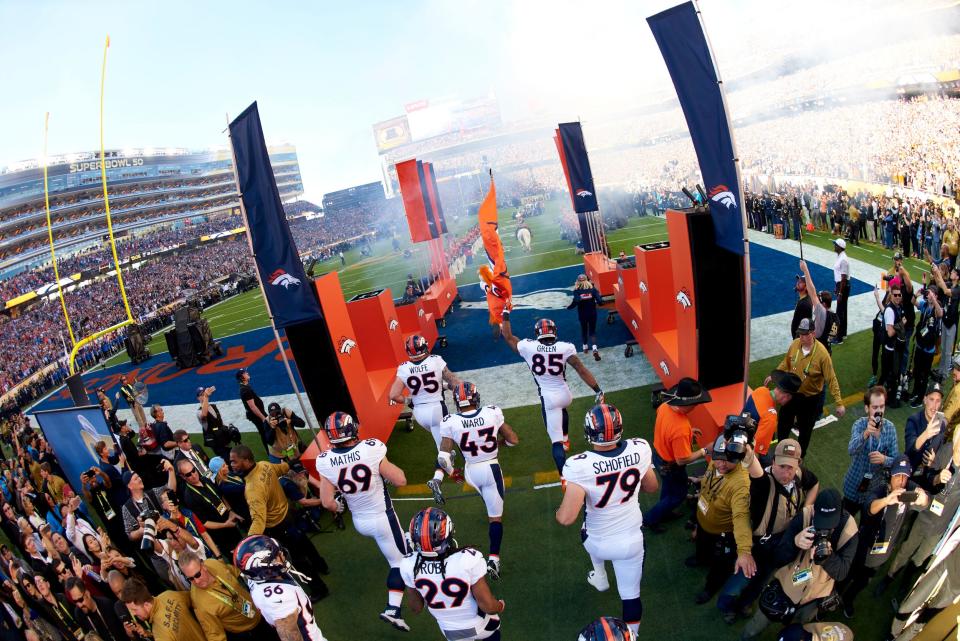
264 402 305 463
838 455 928 617
841 386 899 516
196 387 240 461
115 375 147 430
931 263 960 381
907 286 943 407
879 283 908 407
720 440 819 623
688 419 762 618
176 459 244 555
158 490 221 560
740 489 858 640
119 462 176 544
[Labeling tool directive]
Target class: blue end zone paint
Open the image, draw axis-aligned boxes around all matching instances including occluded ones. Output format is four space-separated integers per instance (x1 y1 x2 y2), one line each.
32 242 868 413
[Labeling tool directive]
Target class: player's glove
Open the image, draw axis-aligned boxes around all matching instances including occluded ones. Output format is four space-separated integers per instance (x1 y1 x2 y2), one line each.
437 451 454 475
595 389 605 404
333 491 347 514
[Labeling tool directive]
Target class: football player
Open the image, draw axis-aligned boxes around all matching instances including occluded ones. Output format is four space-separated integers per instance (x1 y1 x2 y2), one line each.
234 534 327 641
501 310 603 475
389 334 463 504
314 411 411 631
556 404 659 635
437 382 519 579
578 617 637 641
401 508 505 641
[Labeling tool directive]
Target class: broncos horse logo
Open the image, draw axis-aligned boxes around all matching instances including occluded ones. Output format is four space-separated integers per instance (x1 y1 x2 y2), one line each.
460 288 571 312
269 268 301 289
708 185 738 210
676 289 692 309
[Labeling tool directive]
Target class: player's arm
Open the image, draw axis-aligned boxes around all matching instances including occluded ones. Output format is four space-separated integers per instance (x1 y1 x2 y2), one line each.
388 377 407 405
317 477 343 514
273 611 306 641
639 467 658 493
379 457 407 487
500 311 520 352
568 355 603 400
498 422 519 447
555 482 586 526
405 587 425 614
471 576 505 615
437 437 456 475
441 367 461 389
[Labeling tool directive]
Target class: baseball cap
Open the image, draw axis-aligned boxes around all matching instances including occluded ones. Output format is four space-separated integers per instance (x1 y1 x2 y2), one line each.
121 470 135 486
195 386 206 398
774 439 802 468
812 488 842 530
235 368 247 381
926 380 944 397
209 457 226 475
890 454 913 477
796 318 813 335
267 402 281 414
834 238 846 250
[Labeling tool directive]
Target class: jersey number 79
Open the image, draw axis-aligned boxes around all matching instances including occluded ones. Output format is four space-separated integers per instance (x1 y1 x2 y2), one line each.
594 469 642 508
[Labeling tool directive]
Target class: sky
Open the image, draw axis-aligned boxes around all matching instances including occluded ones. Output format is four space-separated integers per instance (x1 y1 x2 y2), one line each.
0 1 945 202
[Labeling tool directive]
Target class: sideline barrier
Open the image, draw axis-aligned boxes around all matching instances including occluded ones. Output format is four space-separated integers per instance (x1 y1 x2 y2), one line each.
583 252 619 297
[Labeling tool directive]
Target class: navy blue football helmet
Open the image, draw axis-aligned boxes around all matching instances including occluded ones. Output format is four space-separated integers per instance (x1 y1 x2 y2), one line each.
578 617 635 641
409 508 455 558
324 412 359 444
584 404 623 446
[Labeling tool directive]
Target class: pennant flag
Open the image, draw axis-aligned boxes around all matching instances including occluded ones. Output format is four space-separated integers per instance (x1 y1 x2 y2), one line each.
648 2 746 256
477 178 512 324
229 102 322 328
397 159 439 242
558 122 599 214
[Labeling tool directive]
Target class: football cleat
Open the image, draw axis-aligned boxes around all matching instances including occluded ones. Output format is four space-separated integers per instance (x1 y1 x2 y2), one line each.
323 411 359 444
486 557 501 580
593 348 601 361
426 479 446 505
409 507 456 557
577 616 635 641
453 381 481 409
404 334 430 362
586 570 610 592
534 318 557 342
379 606 410 632
584 404 623 446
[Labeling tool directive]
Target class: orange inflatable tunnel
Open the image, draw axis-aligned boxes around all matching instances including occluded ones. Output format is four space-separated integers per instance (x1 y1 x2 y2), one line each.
613 208 749 444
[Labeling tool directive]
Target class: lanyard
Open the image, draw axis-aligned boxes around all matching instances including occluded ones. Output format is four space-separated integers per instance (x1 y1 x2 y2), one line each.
185 482 226 514
208 575 252 617
792 340 818 378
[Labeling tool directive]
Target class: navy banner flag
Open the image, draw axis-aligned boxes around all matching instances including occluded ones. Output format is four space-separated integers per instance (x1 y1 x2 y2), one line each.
648 2 746 256
424 162 448 234
229 102 323 327
557 122 599 214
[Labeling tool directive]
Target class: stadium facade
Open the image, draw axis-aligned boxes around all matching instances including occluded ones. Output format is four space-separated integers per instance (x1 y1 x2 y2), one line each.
0 145 302 279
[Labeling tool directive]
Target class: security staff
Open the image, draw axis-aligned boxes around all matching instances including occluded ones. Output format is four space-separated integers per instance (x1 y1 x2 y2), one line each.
769 318 846 454
179 552 279 641
228 445 329 599
689 430 761 614
120 577 206 641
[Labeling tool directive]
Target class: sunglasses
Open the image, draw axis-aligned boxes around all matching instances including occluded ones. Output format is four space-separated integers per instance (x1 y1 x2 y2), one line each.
178 438 190 443
182 469 199 477
186 568 203 582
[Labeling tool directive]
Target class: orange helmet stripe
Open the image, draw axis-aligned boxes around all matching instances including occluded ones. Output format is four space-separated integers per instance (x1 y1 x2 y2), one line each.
420 509 432 552
600 618 614 640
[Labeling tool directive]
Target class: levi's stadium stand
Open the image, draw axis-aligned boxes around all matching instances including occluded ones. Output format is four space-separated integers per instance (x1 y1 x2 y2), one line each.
0 145 302 284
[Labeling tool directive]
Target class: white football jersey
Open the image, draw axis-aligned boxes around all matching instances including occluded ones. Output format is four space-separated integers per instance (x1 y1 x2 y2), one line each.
248 580 326 641
563 438 653 538
315 439 389 518
438 406 504 465
517 339 577 394
400 548 487 631
397 354 447 406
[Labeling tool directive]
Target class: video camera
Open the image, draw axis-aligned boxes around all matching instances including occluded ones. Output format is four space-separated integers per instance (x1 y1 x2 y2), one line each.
719 414 756 462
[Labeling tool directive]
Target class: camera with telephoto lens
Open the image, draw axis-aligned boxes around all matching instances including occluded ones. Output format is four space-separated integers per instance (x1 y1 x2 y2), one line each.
812 528 832 563
140 509 161 551
226 424 242 445
721 414 757 460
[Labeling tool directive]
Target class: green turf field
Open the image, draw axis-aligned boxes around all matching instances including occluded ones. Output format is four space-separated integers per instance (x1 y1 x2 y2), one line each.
96 207 936 640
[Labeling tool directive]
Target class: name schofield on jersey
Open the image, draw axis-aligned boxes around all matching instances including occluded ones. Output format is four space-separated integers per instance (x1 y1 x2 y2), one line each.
329 450 361 467
592 451 644 475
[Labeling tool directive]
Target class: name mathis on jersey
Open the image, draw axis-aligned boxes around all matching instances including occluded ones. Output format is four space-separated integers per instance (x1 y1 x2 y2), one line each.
592 451 644 475
328 450 361 467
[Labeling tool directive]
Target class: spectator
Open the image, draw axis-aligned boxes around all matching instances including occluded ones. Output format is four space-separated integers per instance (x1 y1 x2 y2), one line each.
196 387 232 461
64 576 127 641
172 429 210 479
147 406 176 460
176 457 244 556
841 386 899 516
567 274 603 360
236 371 268 449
